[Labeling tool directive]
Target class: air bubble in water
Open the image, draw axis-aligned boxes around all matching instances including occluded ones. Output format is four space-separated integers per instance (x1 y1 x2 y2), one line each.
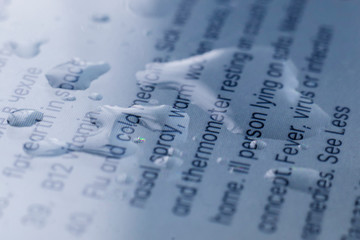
91 14 110 23
9 40 47 58
46 58 110 90
88 92 103 101
7 109 43 127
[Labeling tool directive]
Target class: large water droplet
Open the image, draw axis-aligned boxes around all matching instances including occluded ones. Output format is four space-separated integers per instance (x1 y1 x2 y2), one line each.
7 109 43 127
46 58 110 90
9 40 46 58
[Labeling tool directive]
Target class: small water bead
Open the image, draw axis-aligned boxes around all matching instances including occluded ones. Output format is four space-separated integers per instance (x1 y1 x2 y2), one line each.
88 92 103 101
62 96 76 101
91 14 110 23
7 109 43 127
46 58 110 90
23 138 69 156
133 137 146 143
115 173 133 184
113 189 128 200
250 140 267 150
90 104 188 132
298 144 309 150
264 167 320 193
128 0 170 18
148 99 159 105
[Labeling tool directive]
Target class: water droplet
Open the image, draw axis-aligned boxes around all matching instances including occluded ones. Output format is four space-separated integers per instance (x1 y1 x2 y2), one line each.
144 30 153 37
91 13 110 23
216 157 227 165
250 140 267 150
136 48 247 133
23 136 137 159
148 99 159 105
133 137 145 143
115 173 132 184
264 167 320 193
90 104 189 134
46 58 110 90
24 104 188 158
127 0 170 18
9 40 47 58
113 189 128 200
136 47 329 140
0 0 9 21
298 144 309 150
7 109 43 127
88 92 103 101
154 156 183 169
62 96 76 101
23 138 69 156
